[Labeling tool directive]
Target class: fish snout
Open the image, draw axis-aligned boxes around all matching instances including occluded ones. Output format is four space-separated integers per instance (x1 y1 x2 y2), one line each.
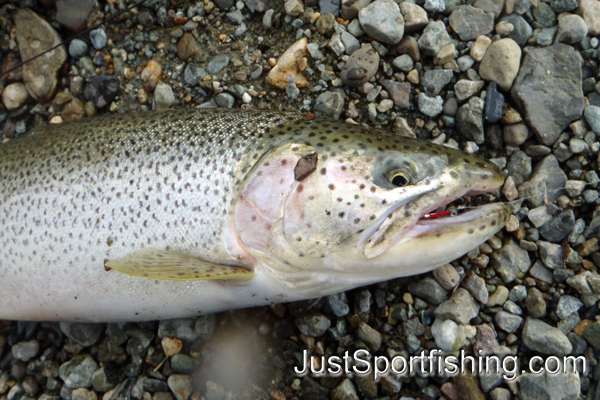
446 152 505 195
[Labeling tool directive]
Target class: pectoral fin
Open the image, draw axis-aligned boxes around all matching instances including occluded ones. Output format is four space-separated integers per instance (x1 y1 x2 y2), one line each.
104 248 254 281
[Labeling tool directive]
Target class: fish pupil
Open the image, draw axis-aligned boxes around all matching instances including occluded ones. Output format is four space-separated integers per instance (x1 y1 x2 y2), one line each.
391 174 408 187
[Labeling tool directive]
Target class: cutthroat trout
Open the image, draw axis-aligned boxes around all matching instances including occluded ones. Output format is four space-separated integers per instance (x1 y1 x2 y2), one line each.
0 108 509 321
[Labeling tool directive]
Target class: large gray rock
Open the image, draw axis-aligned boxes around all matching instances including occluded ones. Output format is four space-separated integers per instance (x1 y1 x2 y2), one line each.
434 288 480 324
490 239 532 283
358 0 405 44
539 210 576 242
408 277 448 305
422 69 454 96
457 97 485 144
449 5 494 40
417 21 452 56
511 44 584 146
522 318 572 355
518 155 567 207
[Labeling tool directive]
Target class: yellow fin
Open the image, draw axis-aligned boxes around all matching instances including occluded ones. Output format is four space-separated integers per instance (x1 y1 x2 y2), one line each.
104 248 254 281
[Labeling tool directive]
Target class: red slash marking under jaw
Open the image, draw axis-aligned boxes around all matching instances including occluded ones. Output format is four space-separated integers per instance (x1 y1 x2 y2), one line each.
421 210 451 219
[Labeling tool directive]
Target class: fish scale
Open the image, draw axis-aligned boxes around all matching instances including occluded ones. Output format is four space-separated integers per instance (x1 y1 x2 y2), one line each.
0 108 509 321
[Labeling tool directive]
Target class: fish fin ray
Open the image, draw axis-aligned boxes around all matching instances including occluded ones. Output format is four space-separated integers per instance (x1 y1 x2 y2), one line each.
105 248 254 281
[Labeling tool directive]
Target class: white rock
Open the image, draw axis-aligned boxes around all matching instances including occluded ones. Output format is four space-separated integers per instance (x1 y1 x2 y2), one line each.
2 82 29 111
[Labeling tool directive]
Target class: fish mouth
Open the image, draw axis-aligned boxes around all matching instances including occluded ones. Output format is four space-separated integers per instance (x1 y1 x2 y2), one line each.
362 190 508 259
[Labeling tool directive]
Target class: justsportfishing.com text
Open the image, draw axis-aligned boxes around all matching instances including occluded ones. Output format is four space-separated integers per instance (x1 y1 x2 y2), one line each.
294 349 586 381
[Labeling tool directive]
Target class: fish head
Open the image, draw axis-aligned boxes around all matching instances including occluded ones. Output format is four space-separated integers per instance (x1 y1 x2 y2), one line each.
234 120 510 290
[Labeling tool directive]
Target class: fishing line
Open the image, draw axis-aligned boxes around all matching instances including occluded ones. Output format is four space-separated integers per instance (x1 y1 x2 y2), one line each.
0 0 148 79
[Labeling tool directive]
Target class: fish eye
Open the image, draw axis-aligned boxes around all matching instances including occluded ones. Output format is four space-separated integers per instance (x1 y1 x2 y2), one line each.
389 172 410 187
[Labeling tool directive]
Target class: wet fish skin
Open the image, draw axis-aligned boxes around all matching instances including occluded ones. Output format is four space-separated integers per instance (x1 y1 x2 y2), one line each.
0 108 509 321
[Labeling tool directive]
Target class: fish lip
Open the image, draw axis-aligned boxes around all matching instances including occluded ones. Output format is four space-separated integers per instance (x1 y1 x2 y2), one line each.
358 185 438 246
361 188 506 258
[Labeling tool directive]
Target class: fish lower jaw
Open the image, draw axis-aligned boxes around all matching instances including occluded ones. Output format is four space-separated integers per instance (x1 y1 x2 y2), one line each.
414 202 510 228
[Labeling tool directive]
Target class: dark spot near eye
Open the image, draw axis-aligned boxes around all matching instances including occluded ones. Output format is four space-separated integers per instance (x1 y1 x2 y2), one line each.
463 159 470 164
468 229 474 234
320 167 327 175
341 166 347 171
382 199 387 205
308 195 315 200
359 184 366 190
354 218 360 224
476 162 486 168
251 216 257 221
297 184 304 193
294 153 318 181
339 212 345 218
491 220 496 226
370 187 376 193
481 173 490 179
436 233 442 237
479 225 486 231
450 171 459 179
370 215 376 220
328 184 335 190
337 197 343 202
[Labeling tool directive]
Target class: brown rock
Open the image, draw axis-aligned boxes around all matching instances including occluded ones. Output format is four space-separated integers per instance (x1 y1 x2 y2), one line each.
381 80 410 108
177 33 201 61
141 60 163 92
500 104 522 124
400 3 428 32
472 324 500 356
341 0 371 20
161 337 182 357
14 9 67 101
266 37 308 89
2 58 23 83
396 36 420 61
62 98 86 121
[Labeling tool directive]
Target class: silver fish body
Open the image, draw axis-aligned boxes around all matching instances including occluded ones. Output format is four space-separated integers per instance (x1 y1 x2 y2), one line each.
0 108 509 321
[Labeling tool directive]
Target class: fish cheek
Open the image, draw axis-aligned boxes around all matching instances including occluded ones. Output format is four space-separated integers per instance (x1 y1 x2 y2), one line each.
234 157 297 252
283 174 327 254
